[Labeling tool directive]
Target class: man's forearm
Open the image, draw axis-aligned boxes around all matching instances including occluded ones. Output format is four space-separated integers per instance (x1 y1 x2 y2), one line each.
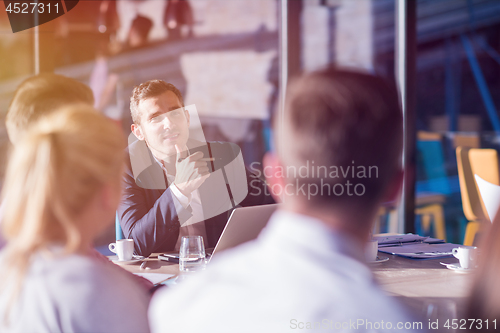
119 187 187 256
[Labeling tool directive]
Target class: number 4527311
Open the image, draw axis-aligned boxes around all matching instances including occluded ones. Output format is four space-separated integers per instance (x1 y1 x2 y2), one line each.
443 319 496 330
6 2 59 14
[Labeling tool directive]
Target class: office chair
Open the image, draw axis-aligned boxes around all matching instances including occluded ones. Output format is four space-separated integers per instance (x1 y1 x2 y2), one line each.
456 147 499 245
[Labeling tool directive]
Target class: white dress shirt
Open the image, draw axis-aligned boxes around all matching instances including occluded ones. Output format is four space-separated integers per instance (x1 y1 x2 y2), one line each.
149 210 417 333
154 156 207 250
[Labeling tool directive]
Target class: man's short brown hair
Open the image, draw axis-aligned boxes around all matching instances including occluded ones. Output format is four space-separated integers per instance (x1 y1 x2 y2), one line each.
130 80 184 124
6 74 94 143
277 67 402 208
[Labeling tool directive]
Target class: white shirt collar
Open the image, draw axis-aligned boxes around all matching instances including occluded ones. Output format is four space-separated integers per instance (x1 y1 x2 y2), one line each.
261 209 369 269
152 149 190 180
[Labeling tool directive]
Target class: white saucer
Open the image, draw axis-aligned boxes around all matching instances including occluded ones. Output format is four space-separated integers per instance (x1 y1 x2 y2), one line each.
368 257 389 264
440 262 475 273
110 255 145 265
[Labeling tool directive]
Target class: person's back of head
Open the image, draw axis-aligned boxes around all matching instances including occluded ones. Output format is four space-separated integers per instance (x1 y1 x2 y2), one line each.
6 74 94 144
0 105 124 318
272 67 402 227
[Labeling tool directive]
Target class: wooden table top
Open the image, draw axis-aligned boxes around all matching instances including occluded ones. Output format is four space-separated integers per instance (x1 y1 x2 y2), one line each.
111 250 475 323
113 250 475 320
113 254 180 276
372 253 474 299
113 251 474 300
371 253 474 318
112 241 476 322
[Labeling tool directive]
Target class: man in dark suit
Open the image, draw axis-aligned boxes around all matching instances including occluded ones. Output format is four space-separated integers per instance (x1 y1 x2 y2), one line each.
119 80 273 256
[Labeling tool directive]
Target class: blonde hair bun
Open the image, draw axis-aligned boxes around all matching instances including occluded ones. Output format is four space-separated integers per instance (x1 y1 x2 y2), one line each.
2 104 125 253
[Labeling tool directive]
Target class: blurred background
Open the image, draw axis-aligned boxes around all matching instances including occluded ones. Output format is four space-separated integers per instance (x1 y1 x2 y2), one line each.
1 0 500 245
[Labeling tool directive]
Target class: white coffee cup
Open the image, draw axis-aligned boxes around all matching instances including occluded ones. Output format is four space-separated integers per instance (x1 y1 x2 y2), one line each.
109 239 135 261
452 246 478 269
365 240 378 262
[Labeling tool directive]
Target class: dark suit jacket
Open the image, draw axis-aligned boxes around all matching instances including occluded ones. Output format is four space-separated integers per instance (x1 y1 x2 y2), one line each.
118 140 274 256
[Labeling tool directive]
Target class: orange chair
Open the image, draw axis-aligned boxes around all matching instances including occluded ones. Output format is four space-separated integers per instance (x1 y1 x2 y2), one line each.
456 147 499 245
452 133 480 150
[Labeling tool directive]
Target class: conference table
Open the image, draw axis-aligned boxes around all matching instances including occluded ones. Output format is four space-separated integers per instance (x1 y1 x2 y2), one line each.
371 253 473 321
116 254 180 276
114 244 474 323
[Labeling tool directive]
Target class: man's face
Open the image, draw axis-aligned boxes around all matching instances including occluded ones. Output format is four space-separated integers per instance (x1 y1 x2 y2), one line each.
132 91 190 159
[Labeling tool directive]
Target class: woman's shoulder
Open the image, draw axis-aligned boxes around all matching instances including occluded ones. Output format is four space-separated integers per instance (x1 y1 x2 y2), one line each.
0 251 150 333
39 253 142 295
38 253 150 332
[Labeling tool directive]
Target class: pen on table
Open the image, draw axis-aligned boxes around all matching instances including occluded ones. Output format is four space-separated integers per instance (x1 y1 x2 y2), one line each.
140 261 148 270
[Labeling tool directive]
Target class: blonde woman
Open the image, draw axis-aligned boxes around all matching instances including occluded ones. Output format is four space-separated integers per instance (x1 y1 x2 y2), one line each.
0 73 95 249
0 106 150 333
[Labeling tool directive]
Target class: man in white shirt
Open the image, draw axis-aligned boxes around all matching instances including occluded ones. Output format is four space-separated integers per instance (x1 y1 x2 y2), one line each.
149 68 417 332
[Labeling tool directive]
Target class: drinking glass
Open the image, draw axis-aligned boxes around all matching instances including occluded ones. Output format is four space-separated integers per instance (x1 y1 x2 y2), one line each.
179 236 206 273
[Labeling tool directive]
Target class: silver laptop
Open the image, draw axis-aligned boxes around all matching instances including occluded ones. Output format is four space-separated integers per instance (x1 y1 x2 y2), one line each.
209 203 279 260
159 204 278 263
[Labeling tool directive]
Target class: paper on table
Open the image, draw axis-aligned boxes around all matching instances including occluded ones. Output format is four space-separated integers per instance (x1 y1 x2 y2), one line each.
374 234 445 248
475 174 500 222
374 234 425 245
134 273 175 285
378 242 458 259
424 237 447 244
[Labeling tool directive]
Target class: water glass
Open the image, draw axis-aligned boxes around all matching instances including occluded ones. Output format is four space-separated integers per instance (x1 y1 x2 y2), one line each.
179 236 206 272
